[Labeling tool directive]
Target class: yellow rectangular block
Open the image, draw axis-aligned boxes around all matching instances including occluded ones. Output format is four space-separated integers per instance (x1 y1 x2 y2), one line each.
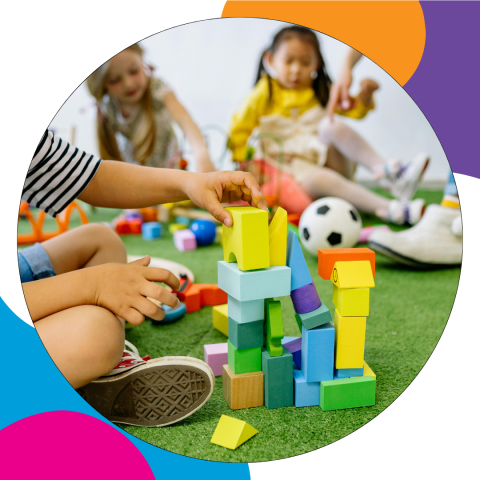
332 285 370 317
363 361 376 380
268 207 287 266
334 309 366 369
331 261 375 289
223 207 269 272
213 303 228 337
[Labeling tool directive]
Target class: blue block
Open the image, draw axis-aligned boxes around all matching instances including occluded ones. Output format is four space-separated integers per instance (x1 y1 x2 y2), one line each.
283 337 302 369
301 323 334 382
282 336 300 344
176 216 191 226
228 296 264 323
335 367 365 379
287 230 312 291
293 369 320 407
218 261 291 301
142 222 162 240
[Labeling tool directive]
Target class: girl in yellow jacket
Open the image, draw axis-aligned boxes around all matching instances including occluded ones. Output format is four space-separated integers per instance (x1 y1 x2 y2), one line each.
229 26 429 225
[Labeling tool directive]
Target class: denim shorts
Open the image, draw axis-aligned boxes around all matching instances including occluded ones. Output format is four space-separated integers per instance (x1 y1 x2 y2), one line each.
18 243 56 283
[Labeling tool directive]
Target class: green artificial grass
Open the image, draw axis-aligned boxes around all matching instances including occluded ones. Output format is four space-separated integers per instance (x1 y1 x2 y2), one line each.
18 190 460 462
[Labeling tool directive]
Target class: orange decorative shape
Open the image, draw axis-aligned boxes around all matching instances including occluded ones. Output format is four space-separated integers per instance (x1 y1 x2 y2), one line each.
318 248 375 280
140 207 158 223
175 284 228 313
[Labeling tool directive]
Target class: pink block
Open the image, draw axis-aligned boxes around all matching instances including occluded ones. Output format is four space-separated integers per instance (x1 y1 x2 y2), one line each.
204 343 228 376
174 228 197 251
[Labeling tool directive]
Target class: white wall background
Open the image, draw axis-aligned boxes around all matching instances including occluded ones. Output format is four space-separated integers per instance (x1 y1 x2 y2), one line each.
50 18 451 184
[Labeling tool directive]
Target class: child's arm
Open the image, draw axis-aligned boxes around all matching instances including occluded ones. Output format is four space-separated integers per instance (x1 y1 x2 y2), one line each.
162 91 215 173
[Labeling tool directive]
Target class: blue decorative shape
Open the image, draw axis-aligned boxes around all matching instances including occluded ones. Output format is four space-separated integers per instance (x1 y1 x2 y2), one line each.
190 219 216 246
151 302 186 325
301 323 334 382
293 368 320 407
176 216 191 226
142 222 162 240
287 230 312 291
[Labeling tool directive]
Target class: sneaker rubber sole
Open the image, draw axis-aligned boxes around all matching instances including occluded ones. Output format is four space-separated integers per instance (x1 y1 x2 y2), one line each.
77 356 214 427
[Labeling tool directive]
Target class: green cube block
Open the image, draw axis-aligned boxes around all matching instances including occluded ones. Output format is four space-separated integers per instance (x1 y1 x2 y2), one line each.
320 376 376 411
262 347 293 409
228 341 261 374
295 303 332 331
228 317 263 349
265 300 284 356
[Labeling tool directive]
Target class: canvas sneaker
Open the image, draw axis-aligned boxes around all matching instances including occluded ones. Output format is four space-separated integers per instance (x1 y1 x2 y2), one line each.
77 341 215 427
388 198 425 225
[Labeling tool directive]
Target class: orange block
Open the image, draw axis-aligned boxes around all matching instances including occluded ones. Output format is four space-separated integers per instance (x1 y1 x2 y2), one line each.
176 284 228 313
318 248 375 280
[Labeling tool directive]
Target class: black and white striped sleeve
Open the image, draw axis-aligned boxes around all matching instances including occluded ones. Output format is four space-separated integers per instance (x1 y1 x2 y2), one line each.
22 130 102 217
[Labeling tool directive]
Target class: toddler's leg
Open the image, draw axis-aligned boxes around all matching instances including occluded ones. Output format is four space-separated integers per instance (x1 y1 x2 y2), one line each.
324 145 355 180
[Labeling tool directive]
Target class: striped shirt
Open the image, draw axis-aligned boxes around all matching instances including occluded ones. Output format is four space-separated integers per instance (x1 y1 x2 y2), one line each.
23 130 102 217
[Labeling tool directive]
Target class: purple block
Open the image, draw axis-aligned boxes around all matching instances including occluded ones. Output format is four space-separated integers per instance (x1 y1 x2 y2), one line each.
291 283 321 314
174 229 197 252
204 343 228 376
283 337 302 369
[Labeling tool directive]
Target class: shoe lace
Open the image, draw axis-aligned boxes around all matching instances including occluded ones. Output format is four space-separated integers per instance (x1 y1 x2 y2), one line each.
124 340 151 362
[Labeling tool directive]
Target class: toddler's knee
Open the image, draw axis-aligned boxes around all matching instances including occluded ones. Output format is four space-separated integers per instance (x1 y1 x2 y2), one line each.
90 223 127 261
318 116 344 145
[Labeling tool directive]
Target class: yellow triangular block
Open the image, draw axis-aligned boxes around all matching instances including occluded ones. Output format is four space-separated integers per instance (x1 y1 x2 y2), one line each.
269 207 287 266
331 261 375 289
363 361 376 380
211 415 258 450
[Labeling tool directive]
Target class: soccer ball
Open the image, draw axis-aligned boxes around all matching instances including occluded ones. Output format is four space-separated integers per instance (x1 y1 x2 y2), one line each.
299 197 362 255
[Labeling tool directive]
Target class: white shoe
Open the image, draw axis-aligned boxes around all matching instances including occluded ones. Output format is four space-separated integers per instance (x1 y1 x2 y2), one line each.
387 153 430 201
388 198 425 225
369 204 462 267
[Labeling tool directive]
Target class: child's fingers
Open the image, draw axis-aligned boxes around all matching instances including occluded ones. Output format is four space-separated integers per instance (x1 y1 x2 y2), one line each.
135 297 165 321
205 194 233 227
141 281 180 309
142 267 180 291
123 307 145 327
235 172 268 211
129 255 151 267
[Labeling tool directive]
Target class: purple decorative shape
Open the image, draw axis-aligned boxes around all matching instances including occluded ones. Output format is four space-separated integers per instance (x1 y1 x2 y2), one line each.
290 283 321 314
283 337 302 369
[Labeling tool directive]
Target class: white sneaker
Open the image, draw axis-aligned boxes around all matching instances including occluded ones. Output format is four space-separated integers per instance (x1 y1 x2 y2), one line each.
369 204 462 267
387 153 430 201
388 198 425 225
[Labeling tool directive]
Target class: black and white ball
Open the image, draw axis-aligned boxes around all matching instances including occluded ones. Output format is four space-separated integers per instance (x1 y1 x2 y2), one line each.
299 197 362 255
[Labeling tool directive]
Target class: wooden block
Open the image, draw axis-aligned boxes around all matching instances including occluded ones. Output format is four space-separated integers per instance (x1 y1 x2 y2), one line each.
287 230 312 291
301 323 335 382
261 347 294 409
295 303 332 331
318 248 375 280
363 361 376 379
210 414 258 449
269 207 287 266
228 341 262 374
293 368 320 407
222 206 269 272
332 285 370 317
212 304 228 336
222 364 264 410
290 282 321 314
228 296 264 323
335 366 364 379
228 317 263 350
320 376 376 411
265 300 284 357
331 261 375 289
204 343 228 376
218 261 291 301
173 228 197 251
283 337 302 369
334 309 367 369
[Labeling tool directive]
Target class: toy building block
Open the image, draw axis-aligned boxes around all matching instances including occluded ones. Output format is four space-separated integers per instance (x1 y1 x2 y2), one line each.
176 215 191 226
228 318 263 350
211 415 258 450
218 261 291 302
363 361 376 380
320 376 376 411
287 230 312 291
140 207 158 223
293 368 320 407
335 366 364 379
174 228 197 251
282 336 300 344
334 309 367 369
295 303 332 332
223 364 264 410
129 219 142 234
283 337 302 369
142 221 162 240
318 248 376 280
115 219 131 234
332 285 370 317
330 261 375 289
204 343 228 376
290 282 321 314
222 206 270 271
212 304 229 337
262 347 294 409
168 223 188 234
228 342 261 374
151 302 186 325
269 207 287 266
228 296 264 323
301 323 335 382
265 300 284 356
175 284 227 313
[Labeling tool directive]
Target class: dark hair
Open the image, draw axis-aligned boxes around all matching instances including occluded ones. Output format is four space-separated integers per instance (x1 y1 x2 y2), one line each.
255 26 331 107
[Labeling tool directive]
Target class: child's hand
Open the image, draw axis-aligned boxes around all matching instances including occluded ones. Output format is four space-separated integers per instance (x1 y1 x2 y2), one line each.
184 171 268 227
93 256 181 326
358 78 379 107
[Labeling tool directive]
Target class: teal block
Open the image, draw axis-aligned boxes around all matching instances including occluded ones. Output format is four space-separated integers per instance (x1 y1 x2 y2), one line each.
265 300 284 357
335 367 364 379
301 324 334 382
228 341 261 374
228 317 263 350
287 230 312 291
320 376 376 411
295 303 332 331
228 296 264 323
262 347 293 409
218 261 291 301
293 368 320 407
